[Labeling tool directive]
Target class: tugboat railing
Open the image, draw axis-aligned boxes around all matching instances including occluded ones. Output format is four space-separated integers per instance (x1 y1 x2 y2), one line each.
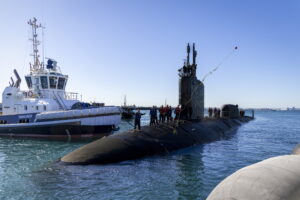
64 92 79 100
21 91 79 100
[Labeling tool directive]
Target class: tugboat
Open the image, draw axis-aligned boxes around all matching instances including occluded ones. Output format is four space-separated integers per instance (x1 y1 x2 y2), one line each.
0 18 121 139
121 95 135 119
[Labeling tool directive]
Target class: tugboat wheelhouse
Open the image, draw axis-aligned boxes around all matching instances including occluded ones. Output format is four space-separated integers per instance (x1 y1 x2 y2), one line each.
0 18 121 139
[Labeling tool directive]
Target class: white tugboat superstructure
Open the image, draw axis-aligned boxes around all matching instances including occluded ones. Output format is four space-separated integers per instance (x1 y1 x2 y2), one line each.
0 18 121 139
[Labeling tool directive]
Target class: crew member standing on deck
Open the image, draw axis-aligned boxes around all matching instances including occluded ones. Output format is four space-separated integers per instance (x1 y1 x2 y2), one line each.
134 109 145 131
175 105 181 120
150 106 157 126
159 105 164 123
208 107 213 118
213 107 217 118
154 106 158 124
217 109 221 118
165 105 170 122
162 106 167 122
168 105 173 121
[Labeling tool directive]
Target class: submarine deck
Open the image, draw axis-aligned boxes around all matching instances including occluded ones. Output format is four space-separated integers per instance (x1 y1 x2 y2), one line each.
61 117 253 165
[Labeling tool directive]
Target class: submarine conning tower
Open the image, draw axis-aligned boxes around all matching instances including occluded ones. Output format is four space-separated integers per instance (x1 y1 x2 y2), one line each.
178 43 204 120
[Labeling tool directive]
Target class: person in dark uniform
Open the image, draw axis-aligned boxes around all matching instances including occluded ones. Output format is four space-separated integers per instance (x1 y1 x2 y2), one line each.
208 107 213 118
217 109 221 118
213 107 217 118
154 106 158 124
150 106 157 126
165 105 170 122
167 105 173 121
134 109 145 131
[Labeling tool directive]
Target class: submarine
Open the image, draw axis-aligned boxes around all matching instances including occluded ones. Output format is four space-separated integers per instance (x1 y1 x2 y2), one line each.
61 43 254 165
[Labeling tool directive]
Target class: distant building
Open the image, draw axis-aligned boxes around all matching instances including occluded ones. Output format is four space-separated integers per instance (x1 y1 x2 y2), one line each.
287 107 300 111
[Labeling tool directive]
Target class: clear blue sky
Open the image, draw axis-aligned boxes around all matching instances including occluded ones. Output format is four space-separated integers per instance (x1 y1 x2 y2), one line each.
0 0 299 108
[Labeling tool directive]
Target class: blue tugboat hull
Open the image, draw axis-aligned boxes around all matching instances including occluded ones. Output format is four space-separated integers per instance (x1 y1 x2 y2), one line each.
0 119 114 140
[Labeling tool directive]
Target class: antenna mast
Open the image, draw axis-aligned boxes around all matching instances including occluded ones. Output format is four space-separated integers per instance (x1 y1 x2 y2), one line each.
28 17 44 72
124 95 127 106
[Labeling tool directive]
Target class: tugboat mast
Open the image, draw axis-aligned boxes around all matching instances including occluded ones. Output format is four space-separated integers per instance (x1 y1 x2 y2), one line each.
28 17 44 72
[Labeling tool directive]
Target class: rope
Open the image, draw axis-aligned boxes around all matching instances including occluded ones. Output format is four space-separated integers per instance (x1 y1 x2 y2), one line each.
124 119 134 127
202 46 238 82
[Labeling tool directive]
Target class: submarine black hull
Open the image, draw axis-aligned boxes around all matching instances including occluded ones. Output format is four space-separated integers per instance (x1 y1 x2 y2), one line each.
61 117 252 165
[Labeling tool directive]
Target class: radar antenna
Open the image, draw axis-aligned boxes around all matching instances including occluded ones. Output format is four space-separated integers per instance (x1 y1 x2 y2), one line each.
28 17 44 72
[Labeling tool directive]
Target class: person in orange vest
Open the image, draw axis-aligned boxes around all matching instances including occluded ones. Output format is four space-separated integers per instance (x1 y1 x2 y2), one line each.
159 105 164 123
175 105 181 120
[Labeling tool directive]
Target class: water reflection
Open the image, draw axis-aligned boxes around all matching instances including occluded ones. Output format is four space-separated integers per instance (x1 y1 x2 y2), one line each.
174 146 204 199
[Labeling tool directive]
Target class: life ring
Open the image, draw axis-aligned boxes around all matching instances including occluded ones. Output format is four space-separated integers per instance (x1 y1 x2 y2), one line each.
28 91 34 97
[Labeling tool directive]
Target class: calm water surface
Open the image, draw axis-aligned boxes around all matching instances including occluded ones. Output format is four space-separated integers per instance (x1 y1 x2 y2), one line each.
0 111 300 199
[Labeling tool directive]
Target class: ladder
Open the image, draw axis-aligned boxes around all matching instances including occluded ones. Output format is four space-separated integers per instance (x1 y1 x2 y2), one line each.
53 92 67 110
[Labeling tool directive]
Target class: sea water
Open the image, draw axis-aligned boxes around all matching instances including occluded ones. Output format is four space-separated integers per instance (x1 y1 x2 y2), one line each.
0 111 300 199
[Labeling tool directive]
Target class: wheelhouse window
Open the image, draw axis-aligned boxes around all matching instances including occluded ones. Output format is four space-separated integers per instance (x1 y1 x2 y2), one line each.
19 119 29 123
25 76 32 89
64 79 68 89
57 78 66 90
40 76 48 89
49 76 58 89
